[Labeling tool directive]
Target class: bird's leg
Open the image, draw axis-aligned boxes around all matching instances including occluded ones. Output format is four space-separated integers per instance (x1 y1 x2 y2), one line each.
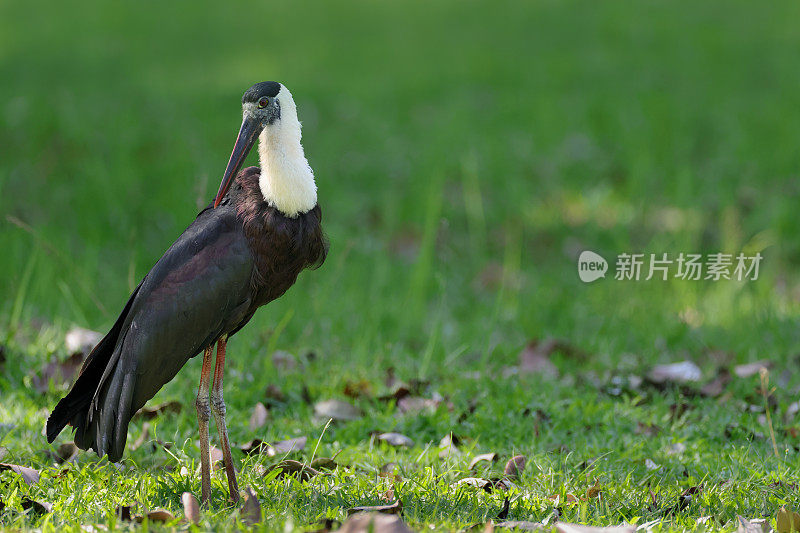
210 335 240 503
195 345 214 506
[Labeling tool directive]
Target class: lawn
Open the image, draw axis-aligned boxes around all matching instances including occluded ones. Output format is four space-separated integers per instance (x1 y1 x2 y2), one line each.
1 0 800 531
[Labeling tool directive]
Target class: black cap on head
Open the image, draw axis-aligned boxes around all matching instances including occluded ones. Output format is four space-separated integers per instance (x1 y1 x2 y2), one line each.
242 81 281 104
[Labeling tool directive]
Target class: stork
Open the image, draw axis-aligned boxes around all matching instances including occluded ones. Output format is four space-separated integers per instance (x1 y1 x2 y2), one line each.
46 81 327 506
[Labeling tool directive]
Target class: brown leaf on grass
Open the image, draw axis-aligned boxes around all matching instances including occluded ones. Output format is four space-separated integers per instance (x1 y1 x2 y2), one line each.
249 402 269 431
504 455 526 479
344 379 374 399
314 399 362 421
51 442 79 464
264 383 285 404
21 498 53 514
735 361 773 378
64 327 102 355
210 445 223 463
453 477 494 493
469 452 498 470
586 479 602 499
380 463 401 481
494 521 545 531
339 512 413 533
377 433 414 447
272 350 298 371
548 493 579 505
635 422 661 438
136 509 175 523
700 368 732 397
310 457 338 471
134 400 182 420
240 436 307 456
647 361 702 384
736 516 769 533
240 487 260 526
518 339 560 377
182 492 200 524
0 463 40 485
266 460 321 481
32 352 84 393
556 523 635 533
438 434 461 459
397 396 441 414
348 499 403 516
776 506 800 533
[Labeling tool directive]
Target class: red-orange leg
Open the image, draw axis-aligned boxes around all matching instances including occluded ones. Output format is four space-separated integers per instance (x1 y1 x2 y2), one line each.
195 345 214 506
210 335 240 503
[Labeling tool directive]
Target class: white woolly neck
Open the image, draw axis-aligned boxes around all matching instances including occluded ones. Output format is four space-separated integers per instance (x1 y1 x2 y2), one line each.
257 85 317 217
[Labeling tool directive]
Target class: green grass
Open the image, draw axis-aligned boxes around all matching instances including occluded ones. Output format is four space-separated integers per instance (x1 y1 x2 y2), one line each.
2 0 800 530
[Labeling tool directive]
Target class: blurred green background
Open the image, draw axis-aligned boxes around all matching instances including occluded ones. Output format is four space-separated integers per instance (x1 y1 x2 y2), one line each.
2 0 799 370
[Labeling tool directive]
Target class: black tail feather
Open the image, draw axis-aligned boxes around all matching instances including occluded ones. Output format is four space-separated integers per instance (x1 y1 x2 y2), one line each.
46 284 141 444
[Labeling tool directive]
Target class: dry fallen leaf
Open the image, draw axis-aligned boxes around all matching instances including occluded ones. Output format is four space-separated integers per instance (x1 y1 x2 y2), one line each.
338 512 413 533
494 521 544 531
21 498 52 514
377 433 414 447
134 400 182 420
736 515 770 533
240 436 307 456
249 402 269 431
310 457 338 471
518 339 560 377
647 361 702 384
240 487 261 526
635 422 661 438
182 492 200 524
586 479 602 499
33 352 84 393
348 500 403 515
776 506 800 533
0 463 40 485
453 477 494 492
137 509 175 523
314 399 362 421
556 523 635 533
344 379 374 399
735 361 773 378
469 452 498 470
504 455 526 479
700 367 732 397
266 460 321 481
64 327 102 355
50 441 79 464
548 493 579 505
272 350 298 371
438 434 461 459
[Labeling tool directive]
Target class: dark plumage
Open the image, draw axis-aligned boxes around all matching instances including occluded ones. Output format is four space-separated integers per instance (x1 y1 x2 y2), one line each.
46 166 327 461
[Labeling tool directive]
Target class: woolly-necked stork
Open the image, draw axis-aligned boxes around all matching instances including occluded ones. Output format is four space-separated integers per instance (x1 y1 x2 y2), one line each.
46 81 327 505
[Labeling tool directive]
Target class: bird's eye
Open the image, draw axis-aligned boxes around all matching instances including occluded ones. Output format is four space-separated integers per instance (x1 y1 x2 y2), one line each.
258 97 269 109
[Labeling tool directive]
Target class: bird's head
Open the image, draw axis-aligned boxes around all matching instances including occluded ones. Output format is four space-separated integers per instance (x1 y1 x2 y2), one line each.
214 81 286 207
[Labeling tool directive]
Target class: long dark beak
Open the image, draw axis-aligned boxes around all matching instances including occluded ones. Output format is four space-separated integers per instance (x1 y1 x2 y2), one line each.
214 115 263 208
